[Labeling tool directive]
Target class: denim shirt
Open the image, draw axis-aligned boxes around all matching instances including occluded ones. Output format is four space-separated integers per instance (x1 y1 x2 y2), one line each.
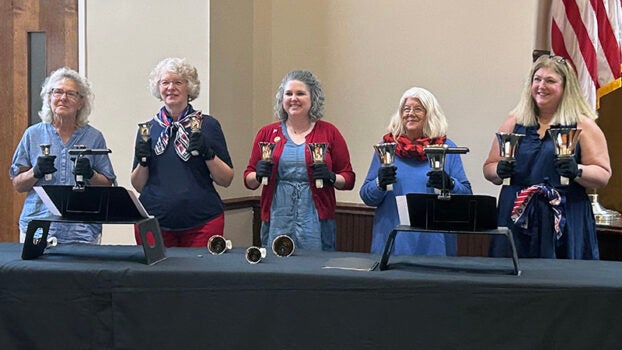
10 122 117 243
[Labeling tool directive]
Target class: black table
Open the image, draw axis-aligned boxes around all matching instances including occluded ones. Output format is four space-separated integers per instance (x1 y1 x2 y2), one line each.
1 243 622 350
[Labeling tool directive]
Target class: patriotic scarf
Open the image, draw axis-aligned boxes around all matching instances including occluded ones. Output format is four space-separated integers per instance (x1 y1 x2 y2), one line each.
382 133 446 161
152 105 200 161
510 183 565 240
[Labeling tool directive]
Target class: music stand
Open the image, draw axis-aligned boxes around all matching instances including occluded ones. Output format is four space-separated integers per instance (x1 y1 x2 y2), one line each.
378 193 520 275
22 185 167 265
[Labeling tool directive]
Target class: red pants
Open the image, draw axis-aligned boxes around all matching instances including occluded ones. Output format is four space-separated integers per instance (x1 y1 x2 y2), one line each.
135 213 225 248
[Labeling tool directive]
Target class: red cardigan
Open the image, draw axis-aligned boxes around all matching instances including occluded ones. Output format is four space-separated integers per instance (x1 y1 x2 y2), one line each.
244 120 356 221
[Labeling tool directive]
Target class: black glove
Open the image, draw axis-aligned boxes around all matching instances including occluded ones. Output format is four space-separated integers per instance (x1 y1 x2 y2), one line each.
135 138 152 167
496 160 514 179
255 160 273 182
426 170 455 190
74 157 95 180
377 165 397 190
33 155 57 179
188 132 215 160
312 163 336 185
555 157 580 179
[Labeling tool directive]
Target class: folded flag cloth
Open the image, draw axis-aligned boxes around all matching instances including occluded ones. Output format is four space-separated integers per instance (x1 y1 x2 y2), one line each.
511 183 565 240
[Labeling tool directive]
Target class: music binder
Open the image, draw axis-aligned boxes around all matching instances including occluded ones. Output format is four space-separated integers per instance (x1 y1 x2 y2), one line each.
22 185 167 265
379 193 520 275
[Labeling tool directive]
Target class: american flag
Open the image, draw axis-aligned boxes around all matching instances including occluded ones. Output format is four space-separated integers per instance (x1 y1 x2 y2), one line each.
551 0 622 109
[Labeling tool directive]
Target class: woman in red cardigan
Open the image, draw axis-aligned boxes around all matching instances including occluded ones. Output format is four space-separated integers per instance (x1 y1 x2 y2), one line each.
244 70 355 251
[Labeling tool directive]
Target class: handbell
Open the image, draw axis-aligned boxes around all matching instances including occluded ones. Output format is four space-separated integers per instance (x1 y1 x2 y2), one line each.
137 123 153 164
548 128 582 186
308 143 328 189
207 235 232 255
258 142 276 186
272 235 295 257
373 142 397 191
189 113 204 156
548 128 581 157
40 144 53 181
424 144 448 171
245 246 267 264
423 144 469 200
496 132 525 186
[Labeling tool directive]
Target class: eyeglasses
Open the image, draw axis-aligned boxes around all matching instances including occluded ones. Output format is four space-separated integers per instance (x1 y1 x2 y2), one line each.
49 88 82 101
159 80 186 88
401 105 426 116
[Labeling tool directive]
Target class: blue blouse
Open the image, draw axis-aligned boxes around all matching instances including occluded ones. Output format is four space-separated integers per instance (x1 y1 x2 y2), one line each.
10 122 117 243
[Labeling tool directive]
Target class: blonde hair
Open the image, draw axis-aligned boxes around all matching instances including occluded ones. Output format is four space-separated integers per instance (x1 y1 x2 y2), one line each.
512 55 597 126
386 86 448 138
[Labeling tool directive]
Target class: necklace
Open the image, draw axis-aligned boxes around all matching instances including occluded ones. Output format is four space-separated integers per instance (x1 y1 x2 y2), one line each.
288 122 313 135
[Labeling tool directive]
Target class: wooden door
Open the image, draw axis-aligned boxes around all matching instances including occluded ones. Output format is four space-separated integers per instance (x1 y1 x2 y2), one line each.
0 0 78 242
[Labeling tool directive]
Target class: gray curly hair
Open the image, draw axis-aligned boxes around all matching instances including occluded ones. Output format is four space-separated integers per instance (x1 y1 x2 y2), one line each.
148 57 201 101
274 70 325 121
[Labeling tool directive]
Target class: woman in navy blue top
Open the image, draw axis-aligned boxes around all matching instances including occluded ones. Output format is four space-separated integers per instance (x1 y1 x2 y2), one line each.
131 58 234 247
483 55 611 259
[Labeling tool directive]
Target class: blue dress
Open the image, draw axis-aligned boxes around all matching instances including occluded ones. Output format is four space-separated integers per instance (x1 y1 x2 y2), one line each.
360 138 472 256
260 124 336 251
489 124 598 259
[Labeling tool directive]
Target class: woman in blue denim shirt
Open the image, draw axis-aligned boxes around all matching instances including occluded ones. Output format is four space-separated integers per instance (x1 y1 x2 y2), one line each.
10 67 117 244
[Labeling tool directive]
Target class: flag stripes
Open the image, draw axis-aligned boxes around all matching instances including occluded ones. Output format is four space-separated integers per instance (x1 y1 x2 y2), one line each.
551 0 622 109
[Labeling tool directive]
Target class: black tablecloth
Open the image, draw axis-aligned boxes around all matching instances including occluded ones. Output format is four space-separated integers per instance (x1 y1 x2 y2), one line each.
1 243 622 349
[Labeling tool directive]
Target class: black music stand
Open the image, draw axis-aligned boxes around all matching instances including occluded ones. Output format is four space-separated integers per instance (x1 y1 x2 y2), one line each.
22 185 167 265
378 193 520 275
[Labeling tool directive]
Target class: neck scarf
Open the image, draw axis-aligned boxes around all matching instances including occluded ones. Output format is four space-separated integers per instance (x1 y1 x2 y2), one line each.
382 133 446 161
511 183 565 240
152 105 199 161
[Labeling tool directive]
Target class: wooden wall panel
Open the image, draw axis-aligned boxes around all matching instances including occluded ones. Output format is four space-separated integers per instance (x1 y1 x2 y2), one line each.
596 88 622 213
0 0 78 242
230 198 622 260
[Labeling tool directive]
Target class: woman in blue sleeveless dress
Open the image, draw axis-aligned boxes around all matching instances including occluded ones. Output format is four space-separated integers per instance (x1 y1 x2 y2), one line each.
483 55 611 259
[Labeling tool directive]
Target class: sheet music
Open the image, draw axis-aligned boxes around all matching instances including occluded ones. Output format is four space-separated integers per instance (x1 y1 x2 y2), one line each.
323 257 379 272
33 186 62 216
396 195 410 226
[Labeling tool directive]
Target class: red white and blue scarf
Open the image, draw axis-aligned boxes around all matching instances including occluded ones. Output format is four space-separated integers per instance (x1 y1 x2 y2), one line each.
152 105 200 161
511 183 565 240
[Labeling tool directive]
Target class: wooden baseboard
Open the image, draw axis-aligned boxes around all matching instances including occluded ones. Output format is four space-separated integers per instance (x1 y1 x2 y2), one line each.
224 197 622 260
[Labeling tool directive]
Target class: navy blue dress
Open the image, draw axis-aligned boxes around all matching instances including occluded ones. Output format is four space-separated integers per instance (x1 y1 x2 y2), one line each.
489 123 598 259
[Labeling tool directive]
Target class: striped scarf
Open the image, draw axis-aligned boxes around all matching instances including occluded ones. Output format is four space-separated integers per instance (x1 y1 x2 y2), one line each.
153 106 200 161
511 183 565 240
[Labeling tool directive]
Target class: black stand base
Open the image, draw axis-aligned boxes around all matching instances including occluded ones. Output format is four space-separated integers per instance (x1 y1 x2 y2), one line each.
22 217 167 265
379 225 520 276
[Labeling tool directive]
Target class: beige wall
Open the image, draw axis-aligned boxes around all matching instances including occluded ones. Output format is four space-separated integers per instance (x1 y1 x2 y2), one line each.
84 0 539 244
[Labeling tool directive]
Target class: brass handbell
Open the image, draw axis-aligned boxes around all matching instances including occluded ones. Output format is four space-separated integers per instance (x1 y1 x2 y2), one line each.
373 142 397 191
308 143 328 188
548 128 582 185
258 142 276 186
423 144 469 200
189 114 203 156
496 132 525 186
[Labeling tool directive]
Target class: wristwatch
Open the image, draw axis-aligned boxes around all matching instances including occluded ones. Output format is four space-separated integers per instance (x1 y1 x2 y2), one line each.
576 165 583 178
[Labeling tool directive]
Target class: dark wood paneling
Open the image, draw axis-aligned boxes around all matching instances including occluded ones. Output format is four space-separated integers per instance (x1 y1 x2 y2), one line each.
596 88 622 212
225 197 622 260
